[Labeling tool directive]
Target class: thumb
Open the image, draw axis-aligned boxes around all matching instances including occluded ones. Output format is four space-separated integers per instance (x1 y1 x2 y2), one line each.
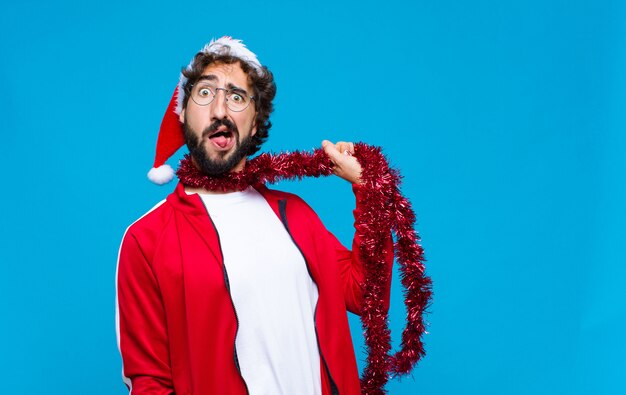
322 140 342 163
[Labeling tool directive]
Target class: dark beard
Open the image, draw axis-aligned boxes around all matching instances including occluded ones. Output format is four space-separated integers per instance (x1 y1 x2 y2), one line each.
183 118 256 176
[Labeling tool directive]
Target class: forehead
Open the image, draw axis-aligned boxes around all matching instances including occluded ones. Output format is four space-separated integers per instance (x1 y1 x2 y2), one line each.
200 62 252 90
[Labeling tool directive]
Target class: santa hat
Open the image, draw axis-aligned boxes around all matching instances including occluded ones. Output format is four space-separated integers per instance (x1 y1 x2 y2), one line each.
147 36 264 184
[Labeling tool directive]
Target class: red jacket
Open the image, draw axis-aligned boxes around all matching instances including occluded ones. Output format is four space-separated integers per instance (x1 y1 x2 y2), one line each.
116 182 393 394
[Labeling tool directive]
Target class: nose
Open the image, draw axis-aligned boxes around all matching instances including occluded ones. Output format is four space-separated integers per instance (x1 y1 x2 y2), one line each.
210 89 228 120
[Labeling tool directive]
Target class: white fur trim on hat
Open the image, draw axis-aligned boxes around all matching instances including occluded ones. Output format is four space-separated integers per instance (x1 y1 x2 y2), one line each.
147 164 175 185
174 36 263 115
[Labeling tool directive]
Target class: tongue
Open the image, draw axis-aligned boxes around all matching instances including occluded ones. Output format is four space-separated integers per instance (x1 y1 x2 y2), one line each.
211 135 229 148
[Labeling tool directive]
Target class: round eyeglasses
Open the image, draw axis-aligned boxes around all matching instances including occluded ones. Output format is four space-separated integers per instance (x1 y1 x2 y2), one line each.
190 82 256 112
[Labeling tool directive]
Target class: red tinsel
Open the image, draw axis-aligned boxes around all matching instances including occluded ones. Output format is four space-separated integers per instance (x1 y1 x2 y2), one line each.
177 143 432 394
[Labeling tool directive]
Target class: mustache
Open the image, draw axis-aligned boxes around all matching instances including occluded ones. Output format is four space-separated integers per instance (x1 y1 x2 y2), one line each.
202 118 238 138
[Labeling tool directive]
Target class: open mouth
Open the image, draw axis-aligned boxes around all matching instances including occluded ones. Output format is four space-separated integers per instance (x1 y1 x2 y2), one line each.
207 128 235 150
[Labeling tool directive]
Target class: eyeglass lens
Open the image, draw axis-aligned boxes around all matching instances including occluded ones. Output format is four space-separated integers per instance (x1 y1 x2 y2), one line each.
191 83 251 112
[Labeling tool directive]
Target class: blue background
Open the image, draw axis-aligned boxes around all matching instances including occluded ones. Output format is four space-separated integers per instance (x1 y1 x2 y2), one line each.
1 0 624 394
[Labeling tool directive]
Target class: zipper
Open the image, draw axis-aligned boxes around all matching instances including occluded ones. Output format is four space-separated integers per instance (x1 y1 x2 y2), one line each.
203 206 251 395
278 199 340 395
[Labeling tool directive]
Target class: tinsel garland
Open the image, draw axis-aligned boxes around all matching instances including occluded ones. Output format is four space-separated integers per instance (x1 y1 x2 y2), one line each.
177 143 432 394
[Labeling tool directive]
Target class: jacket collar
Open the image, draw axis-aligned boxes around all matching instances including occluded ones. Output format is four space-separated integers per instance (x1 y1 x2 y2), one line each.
166 182 207 216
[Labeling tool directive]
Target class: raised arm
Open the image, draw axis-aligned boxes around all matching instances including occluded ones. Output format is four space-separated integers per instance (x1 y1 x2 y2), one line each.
328 184 394 315
321 139 394 314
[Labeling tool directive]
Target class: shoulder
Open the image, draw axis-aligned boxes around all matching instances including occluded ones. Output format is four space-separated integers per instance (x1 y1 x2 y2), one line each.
121 197 174 252
127 198 168 228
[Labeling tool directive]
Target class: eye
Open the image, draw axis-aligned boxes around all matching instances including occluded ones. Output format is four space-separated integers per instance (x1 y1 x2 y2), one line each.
198 88 211 98
230 93 244 103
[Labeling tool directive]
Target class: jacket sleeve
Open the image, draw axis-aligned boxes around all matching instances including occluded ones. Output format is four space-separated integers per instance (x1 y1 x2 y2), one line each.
116 231 175 394
326 184 395 315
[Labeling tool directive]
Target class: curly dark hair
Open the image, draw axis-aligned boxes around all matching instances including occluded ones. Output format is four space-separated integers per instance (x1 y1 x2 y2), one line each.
180 51 276 156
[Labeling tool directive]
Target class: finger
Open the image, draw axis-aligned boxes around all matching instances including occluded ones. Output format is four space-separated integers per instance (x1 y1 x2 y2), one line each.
336 141 352 156
337 141 355 156
322 140 336 161
323 140 341 155
322 140 344 164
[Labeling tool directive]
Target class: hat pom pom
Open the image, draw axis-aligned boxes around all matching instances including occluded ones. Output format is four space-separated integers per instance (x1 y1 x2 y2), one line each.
148 164 175 185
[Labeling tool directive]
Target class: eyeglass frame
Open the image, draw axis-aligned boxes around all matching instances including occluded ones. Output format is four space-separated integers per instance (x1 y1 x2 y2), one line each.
188 83 256 112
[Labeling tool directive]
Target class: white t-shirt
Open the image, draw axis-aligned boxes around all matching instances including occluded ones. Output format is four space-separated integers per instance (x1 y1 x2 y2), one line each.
198 187 321 395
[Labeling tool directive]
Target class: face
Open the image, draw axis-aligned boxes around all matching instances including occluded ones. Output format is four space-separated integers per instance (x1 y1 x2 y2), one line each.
180 62 257 175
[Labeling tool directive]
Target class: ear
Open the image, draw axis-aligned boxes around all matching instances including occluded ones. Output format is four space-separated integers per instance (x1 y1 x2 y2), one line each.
251 112 258 136
179 108 185 124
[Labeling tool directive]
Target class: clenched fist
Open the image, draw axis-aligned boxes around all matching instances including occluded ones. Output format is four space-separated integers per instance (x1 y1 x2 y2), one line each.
322 140 362 185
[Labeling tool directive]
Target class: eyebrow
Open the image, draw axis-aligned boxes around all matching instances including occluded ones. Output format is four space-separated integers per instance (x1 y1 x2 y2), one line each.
196 75 249 95
226 83 249 96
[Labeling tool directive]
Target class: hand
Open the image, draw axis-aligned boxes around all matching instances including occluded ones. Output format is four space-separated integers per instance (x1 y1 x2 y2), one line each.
322 140 362 185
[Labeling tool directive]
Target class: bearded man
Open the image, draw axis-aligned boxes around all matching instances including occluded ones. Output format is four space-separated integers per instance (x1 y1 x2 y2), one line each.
116 37 395 395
